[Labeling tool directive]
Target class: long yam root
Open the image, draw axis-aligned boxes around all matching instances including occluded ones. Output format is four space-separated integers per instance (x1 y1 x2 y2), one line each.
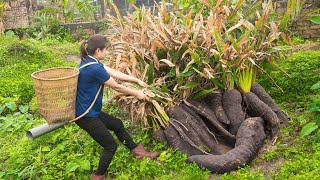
184 99 235 140
163 124 203 156
243 92 280 140
222 89 245 135
204 90 230 125
187 117 266 173
181 104 233 155
251 83 289 125
167 106 210 154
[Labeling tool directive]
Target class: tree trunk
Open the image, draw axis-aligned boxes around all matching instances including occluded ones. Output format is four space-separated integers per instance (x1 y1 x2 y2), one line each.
58 0 64 23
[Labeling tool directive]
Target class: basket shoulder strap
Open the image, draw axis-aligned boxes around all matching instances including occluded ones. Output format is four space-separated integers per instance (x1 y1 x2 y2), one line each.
79 62 99 69
69 85 102 122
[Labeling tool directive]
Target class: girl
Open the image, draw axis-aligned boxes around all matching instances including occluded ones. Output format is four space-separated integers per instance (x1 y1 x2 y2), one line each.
76 34 158 180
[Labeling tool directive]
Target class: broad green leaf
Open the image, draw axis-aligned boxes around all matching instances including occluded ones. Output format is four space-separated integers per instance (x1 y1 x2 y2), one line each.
0 105 5 114
78 160 91 171
180 82 199 89
310 16 320 24
300 122 318 137
193 88 217 99
66 162 80 173
19 105 29 113
311 81 320 90
5 102 17 111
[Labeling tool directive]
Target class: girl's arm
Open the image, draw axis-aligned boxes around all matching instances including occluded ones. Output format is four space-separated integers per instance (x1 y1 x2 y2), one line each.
104 77 147 100
104 65 146 86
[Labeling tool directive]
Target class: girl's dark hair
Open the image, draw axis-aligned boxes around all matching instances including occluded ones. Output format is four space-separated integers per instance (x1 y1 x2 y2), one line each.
80 34 111 60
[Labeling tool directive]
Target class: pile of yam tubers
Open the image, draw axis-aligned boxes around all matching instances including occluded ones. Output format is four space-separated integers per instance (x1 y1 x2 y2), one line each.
153 83 288 173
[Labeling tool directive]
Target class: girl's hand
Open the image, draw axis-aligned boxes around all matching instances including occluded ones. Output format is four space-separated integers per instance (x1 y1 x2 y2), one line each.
136 90 148 100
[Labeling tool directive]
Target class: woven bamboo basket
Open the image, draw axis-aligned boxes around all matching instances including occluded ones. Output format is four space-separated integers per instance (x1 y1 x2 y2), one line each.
32 67 79 125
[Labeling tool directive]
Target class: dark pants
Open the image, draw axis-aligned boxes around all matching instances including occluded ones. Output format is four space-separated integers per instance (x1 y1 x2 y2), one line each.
75 112 138 175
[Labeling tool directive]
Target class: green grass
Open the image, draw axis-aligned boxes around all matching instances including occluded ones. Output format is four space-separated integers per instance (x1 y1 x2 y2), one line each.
1 33 320 179
0 32 78 104
260 50 320 104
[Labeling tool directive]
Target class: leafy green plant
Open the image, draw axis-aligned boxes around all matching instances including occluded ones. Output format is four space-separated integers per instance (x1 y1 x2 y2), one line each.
0 102 33 135
32 13 56 39
28 11 75 40
300 81 320 137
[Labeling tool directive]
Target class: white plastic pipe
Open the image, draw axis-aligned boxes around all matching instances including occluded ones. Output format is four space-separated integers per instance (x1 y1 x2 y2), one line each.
26 122 67 140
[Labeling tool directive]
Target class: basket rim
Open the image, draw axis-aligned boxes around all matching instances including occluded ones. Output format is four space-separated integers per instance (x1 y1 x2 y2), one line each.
31 67 79 81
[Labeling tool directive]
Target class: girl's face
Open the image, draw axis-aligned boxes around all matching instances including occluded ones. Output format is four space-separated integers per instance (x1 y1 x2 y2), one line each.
94 46 110 60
